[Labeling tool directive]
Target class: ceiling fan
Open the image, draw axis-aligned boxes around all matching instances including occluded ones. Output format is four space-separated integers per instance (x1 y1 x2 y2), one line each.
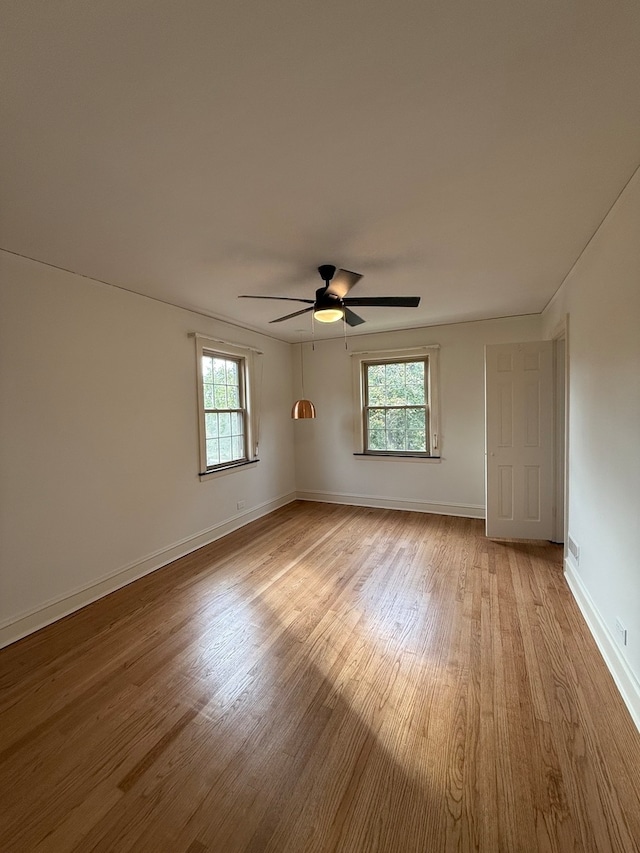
239 265 420 326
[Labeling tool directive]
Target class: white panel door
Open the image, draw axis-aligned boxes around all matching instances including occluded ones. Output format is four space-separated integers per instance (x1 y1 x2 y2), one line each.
485 341 554 539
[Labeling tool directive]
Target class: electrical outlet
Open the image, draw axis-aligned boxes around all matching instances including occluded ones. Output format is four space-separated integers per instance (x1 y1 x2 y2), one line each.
615 619 628 646
237 500 246 511
567 535 580 564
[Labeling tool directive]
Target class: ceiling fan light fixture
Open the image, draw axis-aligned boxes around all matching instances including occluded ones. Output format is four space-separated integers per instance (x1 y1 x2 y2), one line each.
313 306 344 323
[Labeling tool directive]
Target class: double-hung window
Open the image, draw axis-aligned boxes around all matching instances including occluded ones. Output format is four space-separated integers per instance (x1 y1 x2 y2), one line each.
192 335 259 476
352 346 440 458
202 353 246 467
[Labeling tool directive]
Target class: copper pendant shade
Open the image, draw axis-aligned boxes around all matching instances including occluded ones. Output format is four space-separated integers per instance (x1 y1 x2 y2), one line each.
291 398 316 419
292 341 316 419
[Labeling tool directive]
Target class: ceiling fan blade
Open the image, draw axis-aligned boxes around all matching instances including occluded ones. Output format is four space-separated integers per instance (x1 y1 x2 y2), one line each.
239 295 314 304
344 307 365 327
325 268 362 299
343 296 420 307
269 306 314 323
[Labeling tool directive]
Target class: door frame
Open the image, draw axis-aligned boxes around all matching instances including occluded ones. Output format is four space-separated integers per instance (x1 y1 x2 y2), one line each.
551 316 569 546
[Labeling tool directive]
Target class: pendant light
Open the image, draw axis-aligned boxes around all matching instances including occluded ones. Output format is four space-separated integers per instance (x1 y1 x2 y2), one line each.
291 341 316 419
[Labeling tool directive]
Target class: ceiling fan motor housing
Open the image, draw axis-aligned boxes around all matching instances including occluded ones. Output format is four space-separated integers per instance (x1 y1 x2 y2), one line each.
315 286 342 310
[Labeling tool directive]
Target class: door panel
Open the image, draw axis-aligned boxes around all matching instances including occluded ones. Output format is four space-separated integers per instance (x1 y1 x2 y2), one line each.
485 341 554 539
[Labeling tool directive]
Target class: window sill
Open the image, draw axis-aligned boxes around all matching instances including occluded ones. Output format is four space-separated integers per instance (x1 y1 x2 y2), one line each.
199 459 260 481
353 453 441 462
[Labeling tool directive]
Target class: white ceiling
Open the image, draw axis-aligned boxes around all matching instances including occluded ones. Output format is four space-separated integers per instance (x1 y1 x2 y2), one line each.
2 1 640 341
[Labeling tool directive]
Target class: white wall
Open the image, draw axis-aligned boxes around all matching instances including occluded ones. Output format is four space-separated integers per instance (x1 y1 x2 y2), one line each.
542 168 640 723
294 315 542 515
0 251 296 646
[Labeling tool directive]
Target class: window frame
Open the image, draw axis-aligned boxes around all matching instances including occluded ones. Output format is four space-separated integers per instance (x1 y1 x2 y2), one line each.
193 336 259 478
351 345 441 459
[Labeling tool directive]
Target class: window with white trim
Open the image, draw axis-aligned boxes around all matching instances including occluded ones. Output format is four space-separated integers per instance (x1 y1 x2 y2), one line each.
352 346 440 458
193 336 260 476
202 352 246 467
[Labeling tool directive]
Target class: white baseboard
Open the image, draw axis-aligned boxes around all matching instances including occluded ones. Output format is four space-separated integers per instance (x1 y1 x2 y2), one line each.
296 489 485 519
0 492 296 650
564 559 640 732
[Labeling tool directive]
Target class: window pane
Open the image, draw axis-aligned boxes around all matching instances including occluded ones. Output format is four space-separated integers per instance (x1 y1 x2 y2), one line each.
406 408 425 430
214 386 228 408
204 383 214 408
213 359 227 384
384 363 406 405
387 429 406 450
385 409 406 432
366 365 385 403
231 411 243 435
405 360 422 381
219 412 231 437
219 437 232 462
368 384 385 406
226 361 238 385
367 374 385 405
232 435 244 459
205 413 219 439
367 363 385 382
405 362 425 404
367 408 385 431
202 356 213 383
206 438 219 466
408 430 426 451
227 386 239 408
368 430 386 450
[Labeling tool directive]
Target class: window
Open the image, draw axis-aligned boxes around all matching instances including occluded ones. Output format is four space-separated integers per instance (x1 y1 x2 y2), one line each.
352 346 440 458
202 353 246 468
192 335 260 476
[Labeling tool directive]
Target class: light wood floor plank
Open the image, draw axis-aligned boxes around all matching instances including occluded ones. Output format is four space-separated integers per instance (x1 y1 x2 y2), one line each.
0 502 638 852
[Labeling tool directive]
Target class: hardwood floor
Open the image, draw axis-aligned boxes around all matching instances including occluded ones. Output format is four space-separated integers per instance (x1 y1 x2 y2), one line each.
1 502 639 852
